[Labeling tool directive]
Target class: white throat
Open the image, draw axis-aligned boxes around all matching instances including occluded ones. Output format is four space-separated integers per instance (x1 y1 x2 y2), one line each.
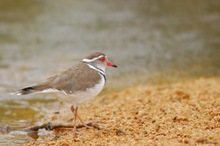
87 64 105 75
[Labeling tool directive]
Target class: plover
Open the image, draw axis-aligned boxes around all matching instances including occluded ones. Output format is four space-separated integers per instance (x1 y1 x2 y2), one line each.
15 52 117 135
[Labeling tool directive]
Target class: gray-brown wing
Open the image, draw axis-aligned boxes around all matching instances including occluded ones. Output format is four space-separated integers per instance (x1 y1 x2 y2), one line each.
47 62 101 94
17 62 101 95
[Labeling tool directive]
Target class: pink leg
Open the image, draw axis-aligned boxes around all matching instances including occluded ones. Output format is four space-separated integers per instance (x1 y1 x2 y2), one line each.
71 105 93 131
75 107 93 129
71 105 78 135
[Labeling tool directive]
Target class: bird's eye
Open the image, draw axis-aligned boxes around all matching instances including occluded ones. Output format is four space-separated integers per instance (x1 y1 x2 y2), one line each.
99 57 106 62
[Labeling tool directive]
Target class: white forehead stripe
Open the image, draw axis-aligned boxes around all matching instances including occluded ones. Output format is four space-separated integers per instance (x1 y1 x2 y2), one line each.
82 55 105 63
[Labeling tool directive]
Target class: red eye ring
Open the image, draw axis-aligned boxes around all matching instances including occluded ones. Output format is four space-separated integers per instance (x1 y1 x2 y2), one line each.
99 57 106 62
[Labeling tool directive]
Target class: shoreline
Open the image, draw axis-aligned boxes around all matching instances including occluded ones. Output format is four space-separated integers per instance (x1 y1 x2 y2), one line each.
27 77 220 145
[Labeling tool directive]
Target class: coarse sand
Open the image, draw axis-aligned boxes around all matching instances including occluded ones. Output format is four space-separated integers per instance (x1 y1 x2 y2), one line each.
26 78 220 146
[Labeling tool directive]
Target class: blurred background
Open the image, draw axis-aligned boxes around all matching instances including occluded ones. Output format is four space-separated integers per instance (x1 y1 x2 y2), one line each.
0 0 219 145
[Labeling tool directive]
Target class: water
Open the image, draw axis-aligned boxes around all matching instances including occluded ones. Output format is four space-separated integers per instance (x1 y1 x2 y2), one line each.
0 0 219 145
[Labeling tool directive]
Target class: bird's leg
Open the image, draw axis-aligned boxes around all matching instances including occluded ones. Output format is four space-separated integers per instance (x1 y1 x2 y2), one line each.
71 105 78 135
75 109 93 129
70 105 74 113
71 105 94 132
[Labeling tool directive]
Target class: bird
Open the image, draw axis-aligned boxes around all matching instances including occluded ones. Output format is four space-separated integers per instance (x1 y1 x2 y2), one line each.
15 52 117 135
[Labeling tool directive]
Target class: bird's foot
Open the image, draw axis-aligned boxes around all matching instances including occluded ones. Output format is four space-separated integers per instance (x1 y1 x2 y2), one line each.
73 130 79 135
73 129 81 138
82 121 98 129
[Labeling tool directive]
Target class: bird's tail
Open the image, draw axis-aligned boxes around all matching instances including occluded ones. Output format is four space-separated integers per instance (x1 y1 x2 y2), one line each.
13 83 56 95
14 86 39 95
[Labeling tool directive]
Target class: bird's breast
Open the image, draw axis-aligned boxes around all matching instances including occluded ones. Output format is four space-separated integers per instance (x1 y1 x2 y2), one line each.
60 73 105 105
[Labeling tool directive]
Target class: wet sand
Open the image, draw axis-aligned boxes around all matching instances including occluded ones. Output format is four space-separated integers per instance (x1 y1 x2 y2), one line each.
26 77 220 145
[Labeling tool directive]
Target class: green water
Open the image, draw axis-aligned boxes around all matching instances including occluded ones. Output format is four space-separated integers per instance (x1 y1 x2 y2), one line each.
0 0 219 145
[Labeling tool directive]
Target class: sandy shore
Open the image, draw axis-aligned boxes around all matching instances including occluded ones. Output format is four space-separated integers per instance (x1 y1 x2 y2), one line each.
26 78 220 145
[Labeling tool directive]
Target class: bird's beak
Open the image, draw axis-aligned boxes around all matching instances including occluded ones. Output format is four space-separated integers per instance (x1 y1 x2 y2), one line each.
107 61 117 67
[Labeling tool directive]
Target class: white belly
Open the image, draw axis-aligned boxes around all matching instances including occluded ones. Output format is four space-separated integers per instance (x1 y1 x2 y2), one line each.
60 74 105 106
